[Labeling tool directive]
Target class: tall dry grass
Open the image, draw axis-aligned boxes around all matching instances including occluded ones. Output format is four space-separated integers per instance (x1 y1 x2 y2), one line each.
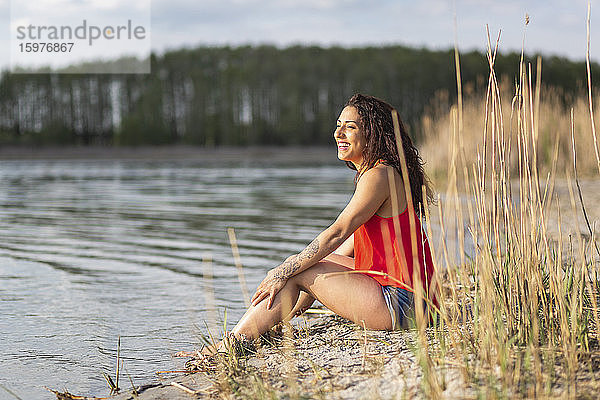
421 83 600 182
415 25 600 398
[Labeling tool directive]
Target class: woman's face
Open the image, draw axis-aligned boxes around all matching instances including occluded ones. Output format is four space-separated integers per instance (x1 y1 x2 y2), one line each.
334 106 366 167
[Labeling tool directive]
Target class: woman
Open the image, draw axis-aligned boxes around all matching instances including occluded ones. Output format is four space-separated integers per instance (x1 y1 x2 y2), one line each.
185 94 437 356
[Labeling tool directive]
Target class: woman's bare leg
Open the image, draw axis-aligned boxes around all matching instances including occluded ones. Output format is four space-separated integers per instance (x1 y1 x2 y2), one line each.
180 255 384 356
282 254 352 320
284 291 315 320
231 258 392 339
230 254 350 338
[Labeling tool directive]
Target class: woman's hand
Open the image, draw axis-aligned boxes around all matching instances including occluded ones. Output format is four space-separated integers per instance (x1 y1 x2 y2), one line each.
251 267 287 309
252 255 297 309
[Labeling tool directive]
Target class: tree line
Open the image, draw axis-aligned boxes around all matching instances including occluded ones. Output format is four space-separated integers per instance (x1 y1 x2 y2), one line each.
0 45 597 146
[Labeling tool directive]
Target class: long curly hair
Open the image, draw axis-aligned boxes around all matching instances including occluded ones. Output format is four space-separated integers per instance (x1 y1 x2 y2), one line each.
343 93 433 212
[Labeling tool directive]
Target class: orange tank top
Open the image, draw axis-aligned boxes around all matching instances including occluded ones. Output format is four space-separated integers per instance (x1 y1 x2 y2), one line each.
354 207 437 305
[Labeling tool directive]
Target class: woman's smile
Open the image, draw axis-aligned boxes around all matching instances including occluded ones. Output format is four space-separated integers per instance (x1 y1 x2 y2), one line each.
337 141 350 151
334 106 366 167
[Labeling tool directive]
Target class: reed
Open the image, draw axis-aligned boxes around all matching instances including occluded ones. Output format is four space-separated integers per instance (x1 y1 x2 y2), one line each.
421 85 600 183
416 14 600 397
228 228 251 307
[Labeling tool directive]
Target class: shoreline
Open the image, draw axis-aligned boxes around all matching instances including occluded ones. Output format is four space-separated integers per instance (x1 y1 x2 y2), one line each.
0 145 337 163
95 312 600 400
93 312 600 400
104 314 453 400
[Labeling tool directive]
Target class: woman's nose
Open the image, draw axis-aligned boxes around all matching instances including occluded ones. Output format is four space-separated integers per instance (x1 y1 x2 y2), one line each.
333 126 344 139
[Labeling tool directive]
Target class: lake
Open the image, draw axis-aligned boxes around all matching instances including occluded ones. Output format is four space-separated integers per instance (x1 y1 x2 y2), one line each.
0 150 367 399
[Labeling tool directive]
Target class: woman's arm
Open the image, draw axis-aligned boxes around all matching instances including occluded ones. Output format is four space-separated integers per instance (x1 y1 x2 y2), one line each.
251 167 390 308
273 168 389 280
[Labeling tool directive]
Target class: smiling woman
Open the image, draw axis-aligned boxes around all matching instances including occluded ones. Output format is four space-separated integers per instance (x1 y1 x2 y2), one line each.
178 93 439 358
335 106 366 166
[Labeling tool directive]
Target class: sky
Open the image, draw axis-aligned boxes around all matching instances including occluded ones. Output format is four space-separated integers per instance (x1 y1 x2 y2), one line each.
1 0 599 71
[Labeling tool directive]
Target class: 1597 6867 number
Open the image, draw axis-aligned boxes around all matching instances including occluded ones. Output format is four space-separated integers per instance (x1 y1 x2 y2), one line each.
18 43 74 52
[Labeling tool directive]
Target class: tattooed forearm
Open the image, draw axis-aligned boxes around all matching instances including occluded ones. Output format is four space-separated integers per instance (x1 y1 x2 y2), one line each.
273 256 300 281
301 238 320 261
274 238 320 281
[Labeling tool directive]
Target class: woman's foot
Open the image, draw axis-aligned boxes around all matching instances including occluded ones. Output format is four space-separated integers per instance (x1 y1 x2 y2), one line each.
173 349 199 358
173 342 219 358
174 332 253 359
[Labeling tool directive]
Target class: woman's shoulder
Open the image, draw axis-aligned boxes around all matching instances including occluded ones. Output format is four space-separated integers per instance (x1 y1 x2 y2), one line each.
356 164 395 192
357 164 406 200
358 163 394 182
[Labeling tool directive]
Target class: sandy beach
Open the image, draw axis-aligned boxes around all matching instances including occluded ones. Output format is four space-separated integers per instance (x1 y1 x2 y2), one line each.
77 311 598 400
103 314 466 400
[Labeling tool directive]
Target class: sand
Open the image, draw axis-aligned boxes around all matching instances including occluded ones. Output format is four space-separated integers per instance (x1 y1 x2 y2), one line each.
104 314 471 400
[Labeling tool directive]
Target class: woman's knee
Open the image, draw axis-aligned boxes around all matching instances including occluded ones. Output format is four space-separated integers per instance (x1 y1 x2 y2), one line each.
292 260 347 293
287 262 324 292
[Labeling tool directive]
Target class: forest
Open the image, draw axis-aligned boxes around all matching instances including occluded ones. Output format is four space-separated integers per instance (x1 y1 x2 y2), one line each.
0 45 597 146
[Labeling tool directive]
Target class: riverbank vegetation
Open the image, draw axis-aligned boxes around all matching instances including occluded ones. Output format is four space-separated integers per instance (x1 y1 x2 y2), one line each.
421 79 600 179
413 19 600 396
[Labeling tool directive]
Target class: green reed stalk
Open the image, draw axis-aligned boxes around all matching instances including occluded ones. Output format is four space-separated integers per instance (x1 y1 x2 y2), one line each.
425 12 599 397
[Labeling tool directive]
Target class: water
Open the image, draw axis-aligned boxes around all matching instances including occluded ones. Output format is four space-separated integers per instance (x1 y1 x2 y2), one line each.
0 155 354 399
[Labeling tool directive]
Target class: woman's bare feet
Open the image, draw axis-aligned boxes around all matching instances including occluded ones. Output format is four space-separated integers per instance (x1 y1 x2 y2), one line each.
175 331 255 359
173 349 200 358
174 342 220 358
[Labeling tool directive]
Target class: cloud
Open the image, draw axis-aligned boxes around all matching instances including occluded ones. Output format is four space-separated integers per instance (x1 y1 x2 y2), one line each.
0 0 597 70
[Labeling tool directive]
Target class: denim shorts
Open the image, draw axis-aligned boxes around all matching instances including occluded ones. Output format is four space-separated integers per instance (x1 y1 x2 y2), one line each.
381 285 416 330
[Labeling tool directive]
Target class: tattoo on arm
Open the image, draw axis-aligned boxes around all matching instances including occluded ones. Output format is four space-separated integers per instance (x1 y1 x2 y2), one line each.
274 238 320 280
298 238 320 265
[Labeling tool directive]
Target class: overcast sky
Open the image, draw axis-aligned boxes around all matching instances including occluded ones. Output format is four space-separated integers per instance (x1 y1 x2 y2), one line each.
1 0 599 71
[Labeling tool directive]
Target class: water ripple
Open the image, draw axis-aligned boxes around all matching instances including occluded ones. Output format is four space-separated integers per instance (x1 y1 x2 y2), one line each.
0 158 353 399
